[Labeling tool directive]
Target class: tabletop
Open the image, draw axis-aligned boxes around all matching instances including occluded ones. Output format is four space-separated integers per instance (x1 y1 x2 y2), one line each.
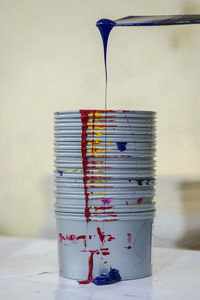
0 236 199 300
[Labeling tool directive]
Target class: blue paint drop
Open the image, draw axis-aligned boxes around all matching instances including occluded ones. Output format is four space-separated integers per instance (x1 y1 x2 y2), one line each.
93 268 121 285
108 267 121 281
116 142 127 152
57 170 63 176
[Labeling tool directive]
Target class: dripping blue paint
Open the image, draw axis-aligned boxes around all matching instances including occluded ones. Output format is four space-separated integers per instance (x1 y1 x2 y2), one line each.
96 15 200 111
116 142 127 152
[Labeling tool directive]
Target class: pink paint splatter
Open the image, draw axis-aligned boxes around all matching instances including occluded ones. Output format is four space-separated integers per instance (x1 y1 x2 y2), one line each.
137 197 143 204
101 199 111 205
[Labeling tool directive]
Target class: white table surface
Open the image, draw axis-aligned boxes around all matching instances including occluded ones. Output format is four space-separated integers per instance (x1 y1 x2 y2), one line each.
0 236 199 300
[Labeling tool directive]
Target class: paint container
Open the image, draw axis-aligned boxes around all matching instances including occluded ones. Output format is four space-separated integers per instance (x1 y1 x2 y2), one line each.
55 211 155 280
54 110 156 282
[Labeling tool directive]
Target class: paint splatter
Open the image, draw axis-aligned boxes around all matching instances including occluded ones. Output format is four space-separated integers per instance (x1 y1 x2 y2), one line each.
101 199 111 205
59 233 87 247
116 142 127 152
137 197 143 204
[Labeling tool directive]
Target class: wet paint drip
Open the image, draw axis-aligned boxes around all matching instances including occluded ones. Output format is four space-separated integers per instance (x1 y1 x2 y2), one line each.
96 15 200 111
78 250 100 284
124 233 132 250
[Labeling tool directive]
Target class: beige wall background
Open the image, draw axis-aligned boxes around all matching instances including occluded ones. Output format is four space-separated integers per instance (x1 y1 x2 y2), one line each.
0 0 200 237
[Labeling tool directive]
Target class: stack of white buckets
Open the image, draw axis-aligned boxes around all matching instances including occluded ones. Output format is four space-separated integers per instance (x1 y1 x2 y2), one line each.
54 110 156 282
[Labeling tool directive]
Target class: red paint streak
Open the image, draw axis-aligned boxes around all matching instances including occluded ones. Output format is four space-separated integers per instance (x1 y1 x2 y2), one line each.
127 233 132 244
89 160 103 164
78 249 100 285
89 235 92 239
104 261 108 264
38 272 50 275
100 247 109 251
94 206 113 211
107 234 115 242
80 110 90 223
101 252 110 256
77 235 86 240
97 227 105 245
60 234 87 247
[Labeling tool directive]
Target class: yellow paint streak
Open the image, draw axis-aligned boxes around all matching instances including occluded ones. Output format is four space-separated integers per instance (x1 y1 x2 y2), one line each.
88 125 105 130
88 141 102 146
94 132 103 138
58 169 83 172
88 180 105 184
88 148 106 154
130 204 146 206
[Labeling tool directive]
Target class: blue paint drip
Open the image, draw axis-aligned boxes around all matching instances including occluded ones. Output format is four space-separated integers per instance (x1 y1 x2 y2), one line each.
96 19 115 110
93 268 121 286
57 170 63 176
96 15 200 110
116 142 127 152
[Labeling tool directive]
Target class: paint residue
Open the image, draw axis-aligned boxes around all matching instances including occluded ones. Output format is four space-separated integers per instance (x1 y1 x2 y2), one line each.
93 267 121 285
